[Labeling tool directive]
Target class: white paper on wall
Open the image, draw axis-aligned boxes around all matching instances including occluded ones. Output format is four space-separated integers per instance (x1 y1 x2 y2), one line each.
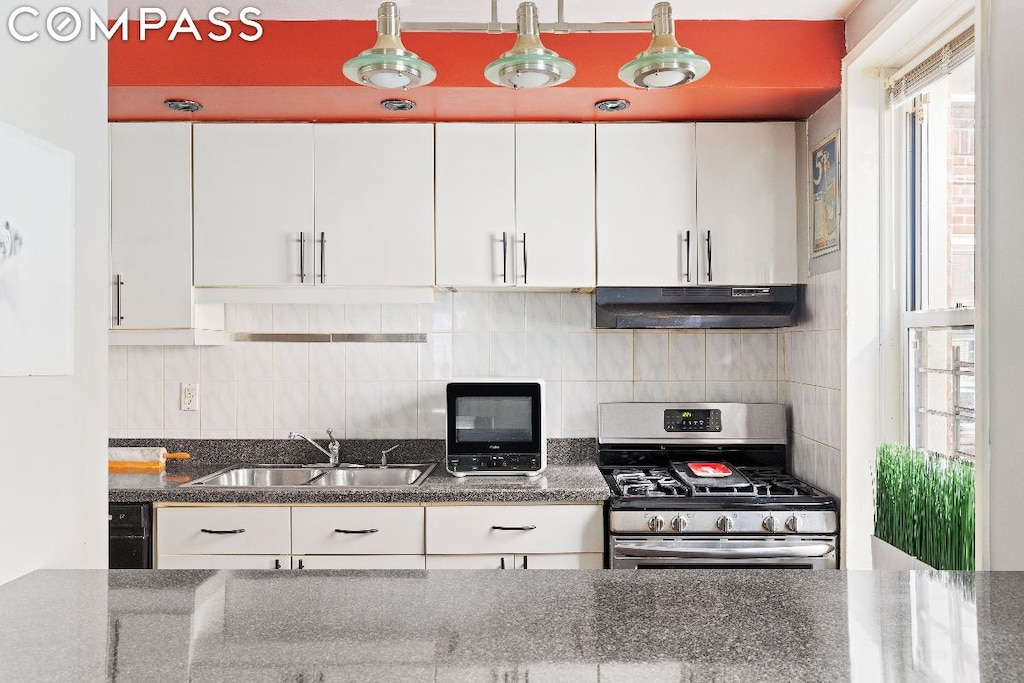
0 121 75 376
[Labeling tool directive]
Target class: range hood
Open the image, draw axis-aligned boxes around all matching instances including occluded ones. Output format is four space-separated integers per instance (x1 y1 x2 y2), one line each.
594 286 804 329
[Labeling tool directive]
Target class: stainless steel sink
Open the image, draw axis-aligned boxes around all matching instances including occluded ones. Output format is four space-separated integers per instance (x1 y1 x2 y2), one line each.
181 463 435 488
307 466 432 488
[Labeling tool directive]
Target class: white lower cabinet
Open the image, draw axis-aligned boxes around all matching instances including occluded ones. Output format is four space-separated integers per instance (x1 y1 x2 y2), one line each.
424 553 602 569
424 504 604 569
295 555 426 570
155 503 605 569
156 554 290 570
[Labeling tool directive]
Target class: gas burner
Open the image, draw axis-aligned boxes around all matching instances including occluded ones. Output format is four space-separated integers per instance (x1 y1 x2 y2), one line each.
741 467 821 497
611 469 688 497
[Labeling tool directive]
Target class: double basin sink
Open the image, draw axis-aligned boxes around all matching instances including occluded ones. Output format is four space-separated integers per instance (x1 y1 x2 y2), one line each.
181 463 436 489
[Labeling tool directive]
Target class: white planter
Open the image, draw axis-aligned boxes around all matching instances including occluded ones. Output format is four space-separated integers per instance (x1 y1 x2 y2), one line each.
870 535 934 570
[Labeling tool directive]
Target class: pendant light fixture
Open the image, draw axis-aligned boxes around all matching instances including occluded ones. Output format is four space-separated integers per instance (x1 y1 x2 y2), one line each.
342 2 436 89
483 3 575 89
344 2 708 91
619 2 710 89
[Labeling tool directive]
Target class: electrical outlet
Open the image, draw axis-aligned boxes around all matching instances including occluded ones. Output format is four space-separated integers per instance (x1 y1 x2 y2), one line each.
180 382 199 412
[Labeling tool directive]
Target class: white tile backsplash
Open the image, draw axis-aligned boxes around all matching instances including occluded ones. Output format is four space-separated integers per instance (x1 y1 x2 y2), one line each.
634 332 669 381
113 292 799 440
127 346 163 381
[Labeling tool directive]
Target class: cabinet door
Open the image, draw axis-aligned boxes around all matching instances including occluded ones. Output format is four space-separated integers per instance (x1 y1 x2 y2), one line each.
515 124 596 288
295 555 426 570
110 123 193 330
596 123 697 286
291 506 424 555
424 554 513 569
193 123 314 287
425 504 604 555
156 554 290 569
314 124 434 286
436 124 516 287
156 506 291 555
695 122 797 284
515 552 604 569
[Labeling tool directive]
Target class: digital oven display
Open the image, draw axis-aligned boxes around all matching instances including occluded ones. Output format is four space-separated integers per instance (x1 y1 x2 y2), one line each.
663 409 722 432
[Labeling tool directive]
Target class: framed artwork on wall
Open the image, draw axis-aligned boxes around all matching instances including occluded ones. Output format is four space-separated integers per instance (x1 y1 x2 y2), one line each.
0 122 75 376
811 130 840 258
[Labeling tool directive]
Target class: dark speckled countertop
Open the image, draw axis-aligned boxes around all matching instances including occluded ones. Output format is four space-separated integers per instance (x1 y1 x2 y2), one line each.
3 568 1020 682
109 438 610 504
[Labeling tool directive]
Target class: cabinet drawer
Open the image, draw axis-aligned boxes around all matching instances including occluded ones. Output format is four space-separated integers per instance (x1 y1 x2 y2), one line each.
156 507 291 555
291 507 424 555
425 504 603 555
295 554 426 570
156 554 289 570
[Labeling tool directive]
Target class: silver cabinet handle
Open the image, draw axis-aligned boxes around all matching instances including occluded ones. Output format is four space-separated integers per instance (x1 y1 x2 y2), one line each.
491 525 536 531
501 232 508 284
684 230 691 283
318 231 326 284
521 232 528 284
200 528 246 534
114 274 124 326
706 230 713 282
334 528 379 534
298 232 306 283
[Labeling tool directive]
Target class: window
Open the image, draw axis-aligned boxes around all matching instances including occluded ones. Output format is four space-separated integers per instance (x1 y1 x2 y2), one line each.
891 30 976 460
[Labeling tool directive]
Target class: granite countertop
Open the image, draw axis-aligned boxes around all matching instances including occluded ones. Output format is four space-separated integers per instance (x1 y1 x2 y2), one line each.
3 568 1020 682
108 438 610 504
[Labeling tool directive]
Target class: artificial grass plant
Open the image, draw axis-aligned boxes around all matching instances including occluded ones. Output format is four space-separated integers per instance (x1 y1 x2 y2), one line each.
874 443 975 570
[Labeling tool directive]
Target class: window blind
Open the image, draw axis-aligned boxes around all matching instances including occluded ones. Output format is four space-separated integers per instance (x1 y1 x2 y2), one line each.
886 25 974 106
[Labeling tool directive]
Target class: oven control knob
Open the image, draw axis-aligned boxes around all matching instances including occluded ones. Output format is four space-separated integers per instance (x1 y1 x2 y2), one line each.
716 516 734 533
670 516 687 532
785 515 801 533
762 516 778 533
648 516 666 532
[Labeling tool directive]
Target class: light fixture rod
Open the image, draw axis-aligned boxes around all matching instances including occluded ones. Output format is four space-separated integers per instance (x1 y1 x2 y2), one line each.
401 21 650 34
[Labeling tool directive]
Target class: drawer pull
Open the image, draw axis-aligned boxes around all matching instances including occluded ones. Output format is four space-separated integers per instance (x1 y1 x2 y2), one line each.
274 559 281 569
200 528 246 534
491 525 537 531
334 528 379 534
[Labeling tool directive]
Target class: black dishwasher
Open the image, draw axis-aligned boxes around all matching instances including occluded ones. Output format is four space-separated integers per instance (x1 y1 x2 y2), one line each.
109 503 152 569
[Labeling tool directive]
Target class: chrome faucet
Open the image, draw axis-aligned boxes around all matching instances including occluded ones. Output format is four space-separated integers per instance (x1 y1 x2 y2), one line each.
380 444 401 468
289 430 341 466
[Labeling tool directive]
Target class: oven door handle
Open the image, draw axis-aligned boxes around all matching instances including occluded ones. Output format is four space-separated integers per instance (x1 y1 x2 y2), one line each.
614 543 835 559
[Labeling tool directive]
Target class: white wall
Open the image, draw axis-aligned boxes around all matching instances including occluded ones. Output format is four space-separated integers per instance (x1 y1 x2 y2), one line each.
0 8 108 583
111 294 785 440
977 0 1024 569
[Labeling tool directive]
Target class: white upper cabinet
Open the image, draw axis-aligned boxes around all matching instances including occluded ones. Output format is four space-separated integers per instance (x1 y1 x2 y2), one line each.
314 124 434 287
193 123 315 287
596 123 698 286
695 122 797 285
435 123 517 287
596 122 798 287
514 124 596 288
110 122 224 344
110 122 194 330
436 123 596 288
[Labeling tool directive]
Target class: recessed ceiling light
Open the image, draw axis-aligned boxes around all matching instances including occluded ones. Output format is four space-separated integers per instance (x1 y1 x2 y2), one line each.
595 99 630 113
163 99 203 113
380 99 416 112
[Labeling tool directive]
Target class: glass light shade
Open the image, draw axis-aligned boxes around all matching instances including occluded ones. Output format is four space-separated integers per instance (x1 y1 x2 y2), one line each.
343 51 437 89
484 53 576 89
618 50 710 89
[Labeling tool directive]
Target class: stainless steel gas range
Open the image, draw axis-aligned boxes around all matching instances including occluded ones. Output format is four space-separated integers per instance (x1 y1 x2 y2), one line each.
599 402 839 569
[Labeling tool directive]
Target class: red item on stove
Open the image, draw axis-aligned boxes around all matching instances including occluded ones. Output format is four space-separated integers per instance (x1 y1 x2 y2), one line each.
686 462 733 478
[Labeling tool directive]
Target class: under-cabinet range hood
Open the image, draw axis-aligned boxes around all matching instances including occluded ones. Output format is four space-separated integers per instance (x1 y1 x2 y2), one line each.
594 286 804 329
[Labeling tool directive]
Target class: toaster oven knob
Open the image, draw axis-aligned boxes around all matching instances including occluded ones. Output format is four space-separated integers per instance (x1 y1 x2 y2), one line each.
762 516 778 533
716 516 734 533
785 515 801 533
670 515 686 532
648 516 666 532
